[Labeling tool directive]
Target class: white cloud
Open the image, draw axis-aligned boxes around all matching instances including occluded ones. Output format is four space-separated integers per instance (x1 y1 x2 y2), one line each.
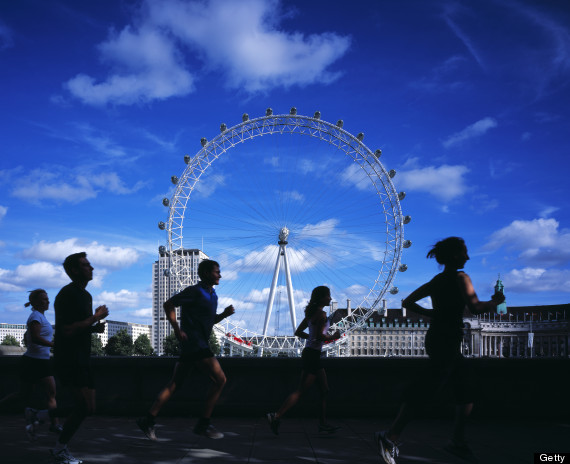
0 205 7 222
443 117 497 148
0 21 14 50
65 0 350 105
340 164 371 191
131 307 152 318
485 218 570 267
66 25 194 105
539 206 559 218
298 219 339 241
22 238 141 270
95 289 140 309
396 164 469 202
282 190 304 202
0 262 68 292
504 268 570 293
10 168 144 204
194 173 226 198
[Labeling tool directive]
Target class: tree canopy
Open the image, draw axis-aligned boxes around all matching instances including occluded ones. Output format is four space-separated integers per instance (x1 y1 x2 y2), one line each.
1 335 20 346
91 334 105 356
104 329 133 356
134 333 154 356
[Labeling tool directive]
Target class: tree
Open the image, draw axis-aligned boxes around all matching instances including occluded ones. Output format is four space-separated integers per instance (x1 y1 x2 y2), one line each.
91 334 105 356
162 332 179 356
1 335 20 346
133 334 154 356
104 329 133 356
208 331 221 356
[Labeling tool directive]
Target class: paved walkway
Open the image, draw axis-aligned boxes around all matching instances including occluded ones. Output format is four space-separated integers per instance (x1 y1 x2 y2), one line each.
2 414 568 463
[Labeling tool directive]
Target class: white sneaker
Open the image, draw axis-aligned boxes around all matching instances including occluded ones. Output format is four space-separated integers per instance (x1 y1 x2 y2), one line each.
25 407 38 440
50 447 83 464
375 431 399 464
193 423 224 439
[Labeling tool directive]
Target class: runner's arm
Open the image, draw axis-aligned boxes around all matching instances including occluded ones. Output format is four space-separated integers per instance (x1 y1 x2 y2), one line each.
28 320 54 347
61 305 108 337
458 272 505 315
402 282 434 317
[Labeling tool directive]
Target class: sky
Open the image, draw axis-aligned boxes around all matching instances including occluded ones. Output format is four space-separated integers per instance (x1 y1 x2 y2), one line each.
1 0 569 334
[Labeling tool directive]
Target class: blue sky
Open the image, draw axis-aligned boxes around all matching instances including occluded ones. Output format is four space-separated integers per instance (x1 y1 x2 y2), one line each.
1 0 569 333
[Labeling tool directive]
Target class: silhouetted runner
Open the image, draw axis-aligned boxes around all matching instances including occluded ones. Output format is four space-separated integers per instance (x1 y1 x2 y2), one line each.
376 237 504 464
137 259 234 441
266 286 341 435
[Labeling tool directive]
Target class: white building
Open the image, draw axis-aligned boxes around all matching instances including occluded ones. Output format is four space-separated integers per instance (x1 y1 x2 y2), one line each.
0 323 27 347
95 320 152 346
152 247 208 354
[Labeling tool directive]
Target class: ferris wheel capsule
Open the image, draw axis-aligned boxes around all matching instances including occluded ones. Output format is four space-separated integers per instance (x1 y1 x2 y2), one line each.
184 155 191 164
389 169 396 178
290 107 297 115
266 108 273 116
374 149 382 158
314 111 321 119
403 215 411 224
163 269 170 277
158 221 166 230
336 120 344 128
403 240 412 248
389 287 399 294
357 132 364 141
399 264 408 272
201 137 208 147
398 191 406 200
171 176 178 185
220 123 227 132
158 245 166 254
162 198 169 207
242 113 249 122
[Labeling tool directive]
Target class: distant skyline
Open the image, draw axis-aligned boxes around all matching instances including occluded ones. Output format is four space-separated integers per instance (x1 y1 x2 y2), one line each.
1 0 569 329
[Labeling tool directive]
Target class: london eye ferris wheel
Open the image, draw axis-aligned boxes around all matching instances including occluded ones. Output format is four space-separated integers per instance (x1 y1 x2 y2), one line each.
158 108 411 355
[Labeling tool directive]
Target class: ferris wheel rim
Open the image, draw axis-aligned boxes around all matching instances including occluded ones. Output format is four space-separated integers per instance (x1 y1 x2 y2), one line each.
163 110 406 353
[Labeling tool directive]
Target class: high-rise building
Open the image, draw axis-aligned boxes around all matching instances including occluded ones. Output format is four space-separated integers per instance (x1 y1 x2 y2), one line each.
152 248 208 354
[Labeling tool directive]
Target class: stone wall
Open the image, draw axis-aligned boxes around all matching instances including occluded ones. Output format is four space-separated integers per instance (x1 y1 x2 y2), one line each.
1 357 567 419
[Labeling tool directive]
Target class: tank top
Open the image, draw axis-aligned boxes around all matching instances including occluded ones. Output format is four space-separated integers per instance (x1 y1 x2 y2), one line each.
306 312 330 351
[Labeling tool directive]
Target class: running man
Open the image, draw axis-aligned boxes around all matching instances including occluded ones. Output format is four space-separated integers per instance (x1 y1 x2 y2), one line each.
52 252 108 464
137 259 234 440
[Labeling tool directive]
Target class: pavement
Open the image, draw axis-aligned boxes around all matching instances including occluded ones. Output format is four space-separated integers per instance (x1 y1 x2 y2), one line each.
3 414 568 464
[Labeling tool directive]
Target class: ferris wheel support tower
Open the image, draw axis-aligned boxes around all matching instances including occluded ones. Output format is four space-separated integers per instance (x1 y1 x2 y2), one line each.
263 227 296 336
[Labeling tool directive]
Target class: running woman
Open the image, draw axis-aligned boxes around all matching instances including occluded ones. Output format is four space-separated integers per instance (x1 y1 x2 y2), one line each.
266 285 341 435
137 259 234 441
0 289 61 439
376 237 505 464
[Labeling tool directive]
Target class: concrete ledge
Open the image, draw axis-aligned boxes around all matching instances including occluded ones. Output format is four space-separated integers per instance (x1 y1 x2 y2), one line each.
1 356 568 419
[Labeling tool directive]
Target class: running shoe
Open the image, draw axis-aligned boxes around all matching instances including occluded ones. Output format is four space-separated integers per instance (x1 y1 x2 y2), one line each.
50 447 83 464
136 417 157 441
50 424 64 434
266 412 281 436
25 407 38 440
443 440 479 463
318 423 341 434
375 431 399 464
193 423 224 439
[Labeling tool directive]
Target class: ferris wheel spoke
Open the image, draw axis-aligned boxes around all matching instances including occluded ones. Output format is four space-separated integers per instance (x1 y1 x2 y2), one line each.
163 111 407 354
